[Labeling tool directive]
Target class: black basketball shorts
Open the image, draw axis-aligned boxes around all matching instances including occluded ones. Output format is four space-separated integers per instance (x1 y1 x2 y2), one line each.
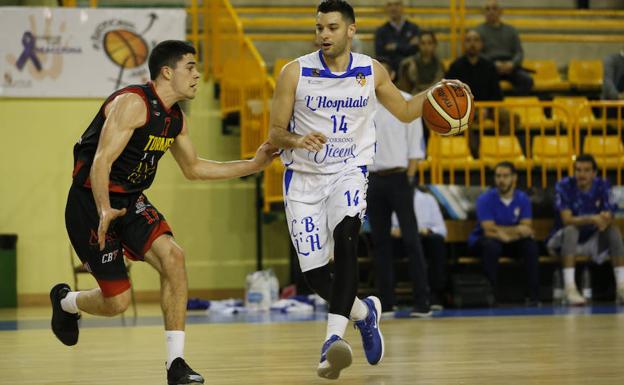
65 184 172 297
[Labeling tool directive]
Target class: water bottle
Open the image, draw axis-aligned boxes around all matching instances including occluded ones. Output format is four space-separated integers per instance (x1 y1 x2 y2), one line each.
581 266 592 302
552 270 563 305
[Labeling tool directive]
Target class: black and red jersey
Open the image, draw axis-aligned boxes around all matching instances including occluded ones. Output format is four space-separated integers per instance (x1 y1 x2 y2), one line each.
72 82 183 194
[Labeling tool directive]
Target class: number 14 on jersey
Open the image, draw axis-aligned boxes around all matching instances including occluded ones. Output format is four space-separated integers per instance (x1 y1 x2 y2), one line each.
331 115 348 134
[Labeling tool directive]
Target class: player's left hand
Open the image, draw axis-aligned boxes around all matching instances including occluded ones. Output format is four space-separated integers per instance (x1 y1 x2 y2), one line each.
439 78 474 100
252 141 280 170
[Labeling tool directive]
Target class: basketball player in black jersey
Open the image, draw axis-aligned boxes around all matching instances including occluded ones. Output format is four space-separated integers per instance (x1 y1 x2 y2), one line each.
50 40 277 385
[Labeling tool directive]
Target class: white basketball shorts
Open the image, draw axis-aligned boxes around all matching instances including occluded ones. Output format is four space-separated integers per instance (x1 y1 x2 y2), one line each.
284 165 368 272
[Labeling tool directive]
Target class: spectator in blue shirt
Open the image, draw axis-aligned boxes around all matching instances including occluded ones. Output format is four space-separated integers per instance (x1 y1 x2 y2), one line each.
547 154 624 305
374 0 420 74
469 161 540 304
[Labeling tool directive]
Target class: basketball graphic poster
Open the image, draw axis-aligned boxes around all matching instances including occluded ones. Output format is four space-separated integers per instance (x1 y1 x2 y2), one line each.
0 7 185 98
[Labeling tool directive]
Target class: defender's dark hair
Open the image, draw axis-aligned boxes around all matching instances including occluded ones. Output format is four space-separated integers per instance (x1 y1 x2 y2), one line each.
575 154 598 171
419 29 438 44
495 161 516 174
317 0 355 24
148 40 196 80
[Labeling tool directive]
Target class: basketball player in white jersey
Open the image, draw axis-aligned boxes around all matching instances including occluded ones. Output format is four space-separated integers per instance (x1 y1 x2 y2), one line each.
269 0 469 379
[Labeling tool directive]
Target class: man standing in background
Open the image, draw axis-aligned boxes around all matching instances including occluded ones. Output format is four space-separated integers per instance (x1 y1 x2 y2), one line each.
476 0 533 95
375 0 420 74
368 59 431 316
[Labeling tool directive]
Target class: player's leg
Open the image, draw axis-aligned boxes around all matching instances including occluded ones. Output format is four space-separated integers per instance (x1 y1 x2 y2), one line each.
120 194 203 385
144 234 204 385
284 172 358 378
303 264 372 323
51 185 132 346
600 225 624 302
327 167 384 367
479 237 503 296
509 237 540 304
560 225 586 305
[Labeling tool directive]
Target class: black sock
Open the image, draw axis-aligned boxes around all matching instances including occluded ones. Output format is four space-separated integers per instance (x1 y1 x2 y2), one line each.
329 216 360 318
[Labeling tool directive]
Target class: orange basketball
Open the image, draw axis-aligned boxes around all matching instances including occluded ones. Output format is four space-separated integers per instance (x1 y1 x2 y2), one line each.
422 82 474 136
103 30 148 69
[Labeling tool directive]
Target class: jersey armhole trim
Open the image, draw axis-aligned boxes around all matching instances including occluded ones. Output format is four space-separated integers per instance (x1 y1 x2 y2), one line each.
102 87 150 128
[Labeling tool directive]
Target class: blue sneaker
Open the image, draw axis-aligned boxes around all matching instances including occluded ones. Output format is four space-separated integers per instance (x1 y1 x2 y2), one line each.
317 335 352 379
354 296 384 365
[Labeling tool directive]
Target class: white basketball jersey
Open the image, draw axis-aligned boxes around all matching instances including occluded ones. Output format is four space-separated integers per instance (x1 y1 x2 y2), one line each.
280 50 377 174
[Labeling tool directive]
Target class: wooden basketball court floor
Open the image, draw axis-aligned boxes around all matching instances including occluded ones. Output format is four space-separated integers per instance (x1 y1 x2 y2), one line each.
1 304 623 385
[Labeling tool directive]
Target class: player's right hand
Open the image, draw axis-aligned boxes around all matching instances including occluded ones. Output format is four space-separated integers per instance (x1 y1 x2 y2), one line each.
296 132 327 152
97 207 127 250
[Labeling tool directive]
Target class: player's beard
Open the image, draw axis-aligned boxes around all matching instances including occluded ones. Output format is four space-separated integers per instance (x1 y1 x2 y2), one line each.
497 183 512 195
325 36 349 59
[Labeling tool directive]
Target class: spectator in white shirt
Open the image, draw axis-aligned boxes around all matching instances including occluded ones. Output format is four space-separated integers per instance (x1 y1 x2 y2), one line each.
367 58 431 316
391 187 448 309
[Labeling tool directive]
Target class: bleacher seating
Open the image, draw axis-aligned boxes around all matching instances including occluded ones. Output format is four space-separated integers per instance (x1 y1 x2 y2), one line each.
531 135 574 169
552 96 600 128
479 136 530 169
523 59 570 92
568 59 603 90
583 136 624 169
427 135 483 185
504 96 555 129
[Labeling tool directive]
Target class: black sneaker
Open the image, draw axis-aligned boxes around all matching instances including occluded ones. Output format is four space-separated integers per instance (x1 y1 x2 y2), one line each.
410 303 433 318
50 283 80 346
167 358 205 385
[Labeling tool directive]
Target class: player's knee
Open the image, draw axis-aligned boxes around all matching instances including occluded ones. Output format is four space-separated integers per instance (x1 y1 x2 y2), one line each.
333 216 361 240
160 244 186 273
563 225 578 237
102 290 131 316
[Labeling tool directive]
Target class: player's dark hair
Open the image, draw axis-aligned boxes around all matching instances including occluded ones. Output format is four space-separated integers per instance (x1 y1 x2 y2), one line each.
419 29 437 44
148 40 196 80
575 154 598 171
317 0 355 24
495 161 516 175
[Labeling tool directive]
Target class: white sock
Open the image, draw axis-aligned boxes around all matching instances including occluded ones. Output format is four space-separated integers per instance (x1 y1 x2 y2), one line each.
615 266 624 289
325 313 349 340
60 291 80 314
563 267 576 290
349 298 368 321
165 331 185 370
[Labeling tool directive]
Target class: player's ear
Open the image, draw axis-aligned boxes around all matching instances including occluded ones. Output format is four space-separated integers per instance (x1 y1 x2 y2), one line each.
162 66 173 80
347 23 356 39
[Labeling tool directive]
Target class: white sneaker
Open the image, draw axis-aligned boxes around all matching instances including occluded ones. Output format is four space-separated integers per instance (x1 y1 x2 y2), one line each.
564 288 587 306
317 335 352 380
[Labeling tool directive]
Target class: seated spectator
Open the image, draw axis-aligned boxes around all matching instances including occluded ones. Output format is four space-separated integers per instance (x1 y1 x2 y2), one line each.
396 30 444 95
447 29 516 154
547 154 624 305
374 0 420 74
475 0 533 95
391 187 448 309
601 49 624 100
468 161 540 304
446 29 503 102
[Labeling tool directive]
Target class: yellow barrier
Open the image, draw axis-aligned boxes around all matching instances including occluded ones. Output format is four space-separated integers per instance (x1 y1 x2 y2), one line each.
236 6 624 18
581 101 624 184
60 1 624 210
261 100 624 211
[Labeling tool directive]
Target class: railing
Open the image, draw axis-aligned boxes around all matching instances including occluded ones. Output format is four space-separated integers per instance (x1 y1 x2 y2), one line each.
62 1 624 210
261 100 624 211
235 2 624 59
